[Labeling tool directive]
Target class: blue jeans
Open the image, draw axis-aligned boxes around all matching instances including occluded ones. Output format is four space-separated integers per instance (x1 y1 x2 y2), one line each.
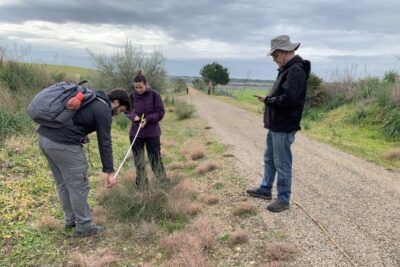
261 130 296 203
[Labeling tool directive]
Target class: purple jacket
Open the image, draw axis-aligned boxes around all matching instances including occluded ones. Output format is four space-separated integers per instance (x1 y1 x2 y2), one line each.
127 88 165 138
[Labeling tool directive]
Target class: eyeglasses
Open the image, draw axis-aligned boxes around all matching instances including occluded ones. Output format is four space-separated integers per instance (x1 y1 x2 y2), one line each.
271 50 283 58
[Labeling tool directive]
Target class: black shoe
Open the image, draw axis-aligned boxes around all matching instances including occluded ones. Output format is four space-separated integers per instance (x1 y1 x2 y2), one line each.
266 199 290 212
246 188 272 200
75 224 106 238
64 222 76 230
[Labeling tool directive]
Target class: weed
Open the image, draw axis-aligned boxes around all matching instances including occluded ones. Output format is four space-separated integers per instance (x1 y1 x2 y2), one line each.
195 161 219 175
267 242 296 261
174 99 195 120
38 216 62 231
115 114 130 130
382 149 400 160
233 202 256 217
218 231 230 242
230 229 248 245
199 193 220 205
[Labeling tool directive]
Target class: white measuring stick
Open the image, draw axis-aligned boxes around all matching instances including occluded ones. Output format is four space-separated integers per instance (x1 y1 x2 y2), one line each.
114 118 144 180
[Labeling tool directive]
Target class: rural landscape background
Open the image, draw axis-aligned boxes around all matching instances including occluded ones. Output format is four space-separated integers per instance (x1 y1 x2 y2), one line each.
1 0 400 266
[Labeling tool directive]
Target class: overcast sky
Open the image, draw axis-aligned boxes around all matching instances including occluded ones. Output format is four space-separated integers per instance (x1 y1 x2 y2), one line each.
1 0 399 80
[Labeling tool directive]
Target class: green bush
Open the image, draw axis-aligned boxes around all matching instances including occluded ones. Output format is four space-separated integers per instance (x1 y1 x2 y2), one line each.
88 41 167 92
381 108 400 139
164 94 175 106
0 109 33 142
192 78 206 91
174 99 195 120
306 72 323 99
0 61 50 93
214 87 233 97
115 114 130 130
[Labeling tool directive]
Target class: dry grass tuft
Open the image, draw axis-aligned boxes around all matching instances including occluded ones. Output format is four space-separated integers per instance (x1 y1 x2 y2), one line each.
189 145 206 160
199 193 220 205
258 261 284 267
195 161 219 175
267 242 296 261
93 206 108 225
181 144 206 161
132 221 162 243
161 150 174 159
170 179 198 199
161 232 202 257
382 149 400 160
184 160 198 169
230 229 248 245
233 202 256 217
94 186 113 203
166 248 211 267
187 217 216 249
70 252 89 267
168 161 186 170
96 253 119 267
161 139 176 148
38 215 62 231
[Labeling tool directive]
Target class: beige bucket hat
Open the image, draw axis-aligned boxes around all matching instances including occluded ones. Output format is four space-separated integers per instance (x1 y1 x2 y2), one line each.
268 35 300 55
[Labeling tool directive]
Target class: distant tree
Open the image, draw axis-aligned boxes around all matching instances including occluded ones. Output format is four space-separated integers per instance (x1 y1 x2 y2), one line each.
200 62 230 94
88 41 167 92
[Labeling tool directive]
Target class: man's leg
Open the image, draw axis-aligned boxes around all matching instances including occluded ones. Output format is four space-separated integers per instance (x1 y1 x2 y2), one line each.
39 135 75 227
145 136 167 183
267 131 296 212
39 136 93 230
246 131 274 200
131 137 147 187
261 130 277 192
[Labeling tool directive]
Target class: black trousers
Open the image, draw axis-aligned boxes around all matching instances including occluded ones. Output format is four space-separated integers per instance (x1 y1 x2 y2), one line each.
130 136 166 186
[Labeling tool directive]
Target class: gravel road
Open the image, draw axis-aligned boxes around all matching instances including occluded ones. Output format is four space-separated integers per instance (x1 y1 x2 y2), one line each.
186 88 400 267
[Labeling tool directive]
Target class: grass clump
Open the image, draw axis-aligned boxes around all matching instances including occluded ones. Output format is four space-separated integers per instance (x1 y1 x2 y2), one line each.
174 99 195 120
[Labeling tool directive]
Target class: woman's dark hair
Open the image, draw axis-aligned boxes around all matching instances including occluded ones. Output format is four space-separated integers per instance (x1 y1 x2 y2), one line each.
108 88 132 111
133 68 147 84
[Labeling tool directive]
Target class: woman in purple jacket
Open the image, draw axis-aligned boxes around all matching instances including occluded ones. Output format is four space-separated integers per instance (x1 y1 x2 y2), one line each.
127 70 167 187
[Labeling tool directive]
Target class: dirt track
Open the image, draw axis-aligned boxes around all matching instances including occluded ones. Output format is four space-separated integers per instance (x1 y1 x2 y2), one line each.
186 88 400 267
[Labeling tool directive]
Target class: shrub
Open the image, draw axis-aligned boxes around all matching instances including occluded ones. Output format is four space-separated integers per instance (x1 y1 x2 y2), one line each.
192 78 206 91
115 114 130 130
164 94 175 106
381 108 400 139
306 72 323 99
214 87 233 97
88 41 167 92
174 99 195 120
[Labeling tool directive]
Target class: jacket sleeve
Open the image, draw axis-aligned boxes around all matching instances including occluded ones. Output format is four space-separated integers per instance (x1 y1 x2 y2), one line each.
265 66 307 109
145 92 165 124
94 104 114 173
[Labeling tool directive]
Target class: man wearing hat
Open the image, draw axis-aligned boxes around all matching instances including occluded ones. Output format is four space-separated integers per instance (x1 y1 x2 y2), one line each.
246 35 311 212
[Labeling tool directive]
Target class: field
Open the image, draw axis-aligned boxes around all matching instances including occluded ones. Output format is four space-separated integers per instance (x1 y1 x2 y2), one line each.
0 100 297 266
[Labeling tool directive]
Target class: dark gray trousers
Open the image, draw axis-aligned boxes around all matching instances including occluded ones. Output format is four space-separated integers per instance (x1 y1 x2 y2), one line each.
39 135 92 231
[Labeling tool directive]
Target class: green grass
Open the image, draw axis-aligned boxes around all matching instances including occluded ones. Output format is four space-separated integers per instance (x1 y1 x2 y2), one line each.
302 104 400 170
207 86 400 171
42 64 95 81
213 89 268 113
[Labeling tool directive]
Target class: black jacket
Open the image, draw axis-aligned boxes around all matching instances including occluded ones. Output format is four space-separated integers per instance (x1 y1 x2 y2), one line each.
263 55 311 132
37 91 114 173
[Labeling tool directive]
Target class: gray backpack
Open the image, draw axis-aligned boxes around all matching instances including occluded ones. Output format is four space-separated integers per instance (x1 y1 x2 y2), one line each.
28 80 97 128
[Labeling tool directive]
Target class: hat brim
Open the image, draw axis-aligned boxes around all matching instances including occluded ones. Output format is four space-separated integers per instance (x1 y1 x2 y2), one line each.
268 43 301 56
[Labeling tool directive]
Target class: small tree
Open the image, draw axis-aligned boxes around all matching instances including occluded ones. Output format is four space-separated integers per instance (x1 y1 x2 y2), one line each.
192 78 206 91
200 62 230 94
88 41 167 92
